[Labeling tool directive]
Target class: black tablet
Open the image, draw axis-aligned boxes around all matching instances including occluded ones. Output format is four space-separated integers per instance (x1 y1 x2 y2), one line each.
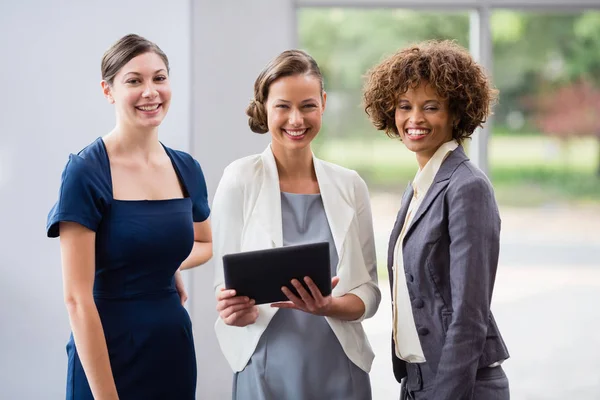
223 242 332 305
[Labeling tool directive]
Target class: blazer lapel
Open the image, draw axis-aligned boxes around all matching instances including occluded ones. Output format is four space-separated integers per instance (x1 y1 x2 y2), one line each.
403 145 469 240
314 158 354 260
255 145 283 247
253 146 354 257
388 183 413 272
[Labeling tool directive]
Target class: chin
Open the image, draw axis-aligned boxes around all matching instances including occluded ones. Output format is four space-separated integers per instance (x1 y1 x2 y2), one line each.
284 142 311 152
141 119 164 128
402 142 422 154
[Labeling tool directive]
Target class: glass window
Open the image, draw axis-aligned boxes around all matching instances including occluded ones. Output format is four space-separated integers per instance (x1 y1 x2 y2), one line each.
299 7 600 400
490 10 600 399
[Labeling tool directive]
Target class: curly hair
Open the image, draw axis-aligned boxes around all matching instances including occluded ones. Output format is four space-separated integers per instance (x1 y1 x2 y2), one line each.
363 40 498 142
246 49 324 134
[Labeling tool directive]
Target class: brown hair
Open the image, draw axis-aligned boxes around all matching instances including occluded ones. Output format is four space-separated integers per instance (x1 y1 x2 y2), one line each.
101 34 169 86
246 49 324 134
363 40 498 142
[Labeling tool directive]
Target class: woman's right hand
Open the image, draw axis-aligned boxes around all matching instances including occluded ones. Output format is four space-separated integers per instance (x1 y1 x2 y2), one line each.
216 288 258 327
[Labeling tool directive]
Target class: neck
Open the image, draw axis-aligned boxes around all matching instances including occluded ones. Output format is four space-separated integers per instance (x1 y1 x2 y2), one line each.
416 152 432 170
105 122 162 161
271 142 315 181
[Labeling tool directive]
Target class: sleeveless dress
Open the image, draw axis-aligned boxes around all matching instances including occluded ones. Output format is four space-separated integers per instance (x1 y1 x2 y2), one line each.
233 192 372 400
46 138 210 400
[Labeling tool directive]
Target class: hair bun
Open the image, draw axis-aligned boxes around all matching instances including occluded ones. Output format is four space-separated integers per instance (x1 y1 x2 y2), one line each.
246 99 269 134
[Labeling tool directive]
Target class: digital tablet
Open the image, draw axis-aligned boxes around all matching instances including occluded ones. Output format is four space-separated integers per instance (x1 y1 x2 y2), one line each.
223 242 332 305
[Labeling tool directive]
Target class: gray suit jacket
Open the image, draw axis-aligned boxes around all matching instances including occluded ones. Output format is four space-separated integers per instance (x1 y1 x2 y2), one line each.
387 146 509 400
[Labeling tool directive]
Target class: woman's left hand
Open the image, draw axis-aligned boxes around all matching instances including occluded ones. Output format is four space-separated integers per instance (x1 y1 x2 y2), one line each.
271 276 340 316
175 270 188 306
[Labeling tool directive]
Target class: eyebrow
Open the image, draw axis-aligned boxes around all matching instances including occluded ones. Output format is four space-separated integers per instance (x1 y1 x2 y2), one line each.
398 98 441 103
274 98 319 103
123 69 167 78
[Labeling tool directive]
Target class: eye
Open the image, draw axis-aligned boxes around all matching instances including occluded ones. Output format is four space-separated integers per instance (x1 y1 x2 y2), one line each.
154 75 167 82
398 105 411 110
126 79 140 85
425 106 439 111
303 104 317 109
276 104 289 109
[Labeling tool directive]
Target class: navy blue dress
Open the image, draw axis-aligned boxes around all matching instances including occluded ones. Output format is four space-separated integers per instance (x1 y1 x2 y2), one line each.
47 138 210 400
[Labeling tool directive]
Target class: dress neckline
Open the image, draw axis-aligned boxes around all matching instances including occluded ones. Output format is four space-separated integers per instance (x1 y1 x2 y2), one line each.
97 137 191 203
280 191 321 196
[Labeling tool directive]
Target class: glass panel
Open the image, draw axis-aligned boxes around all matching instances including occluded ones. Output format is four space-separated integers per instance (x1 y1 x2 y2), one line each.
299 8 471 399
490 11 600 399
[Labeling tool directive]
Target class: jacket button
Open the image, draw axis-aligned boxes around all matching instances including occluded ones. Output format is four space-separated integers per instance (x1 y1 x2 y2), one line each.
417 327 429 336
413 298 424 309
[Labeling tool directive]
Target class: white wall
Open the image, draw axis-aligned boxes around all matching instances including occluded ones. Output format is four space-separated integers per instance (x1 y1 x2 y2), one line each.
0 1 192 398
0 0 298 398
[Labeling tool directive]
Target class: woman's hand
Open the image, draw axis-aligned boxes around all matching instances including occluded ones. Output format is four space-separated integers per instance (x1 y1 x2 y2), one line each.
174 270 188 306
216 288 258 327
271 276 340 316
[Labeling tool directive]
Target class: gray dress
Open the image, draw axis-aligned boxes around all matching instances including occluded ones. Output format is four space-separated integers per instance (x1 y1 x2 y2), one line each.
233 192 372 400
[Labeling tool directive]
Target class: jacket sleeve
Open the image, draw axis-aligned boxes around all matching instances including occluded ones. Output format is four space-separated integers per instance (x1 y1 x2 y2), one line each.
212 165 245 296
347 172 381 322
431 175 501 400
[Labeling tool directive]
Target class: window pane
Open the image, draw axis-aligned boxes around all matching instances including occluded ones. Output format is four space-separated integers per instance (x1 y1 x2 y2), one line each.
490 10 600 399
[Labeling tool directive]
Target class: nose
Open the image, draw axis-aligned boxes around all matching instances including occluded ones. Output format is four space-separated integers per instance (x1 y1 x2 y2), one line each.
288 108 303 126
142 83 158 99
409 108 425 124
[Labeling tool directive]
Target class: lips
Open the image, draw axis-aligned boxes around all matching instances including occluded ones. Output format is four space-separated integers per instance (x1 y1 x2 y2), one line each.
283 128 308 140
405 128 430 140
136 103 161 112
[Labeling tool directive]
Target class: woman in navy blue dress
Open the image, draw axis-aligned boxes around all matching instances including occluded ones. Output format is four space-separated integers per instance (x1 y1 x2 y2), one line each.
46 34 212 399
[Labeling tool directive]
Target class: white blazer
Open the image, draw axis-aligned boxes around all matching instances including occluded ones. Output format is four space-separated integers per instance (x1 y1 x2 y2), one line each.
212 144 381 373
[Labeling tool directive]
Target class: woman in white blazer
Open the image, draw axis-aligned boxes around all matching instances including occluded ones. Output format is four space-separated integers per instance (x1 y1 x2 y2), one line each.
212 50 381 400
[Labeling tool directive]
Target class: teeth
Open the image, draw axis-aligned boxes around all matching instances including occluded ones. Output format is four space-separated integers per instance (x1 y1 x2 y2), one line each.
138 104 159 111
285 129 307 137
406 129 429 136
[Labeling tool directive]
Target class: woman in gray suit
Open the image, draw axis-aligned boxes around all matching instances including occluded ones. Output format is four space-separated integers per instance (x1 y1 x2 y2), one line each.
363 40 510 400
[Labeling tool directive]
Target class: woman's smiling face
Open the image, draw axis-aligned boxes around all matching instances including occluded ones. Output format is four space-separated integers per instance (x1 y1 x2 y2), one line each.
103 52 171 131
265 73 326 154
395 82 456 167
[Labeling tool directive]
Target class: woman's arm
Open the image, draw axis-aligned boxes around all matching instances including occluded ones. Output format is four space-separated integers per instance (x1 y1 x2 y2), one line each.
272 275 366 320
60 221 119 400
174 220 213 304
345 172 381 321
212 166 257 326
431 175 501 400
179 219 213 270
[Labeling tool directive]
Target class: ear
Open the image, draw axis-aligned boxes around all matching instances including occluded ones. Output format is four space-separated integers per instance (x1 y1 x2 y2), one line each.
101 80 114 104
321 91 327 114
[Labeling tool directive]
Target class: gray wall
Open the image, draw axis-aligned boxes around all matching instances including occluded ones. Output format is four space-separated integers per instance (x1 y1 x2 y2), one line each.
0 0 293 398
188 1 295 398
